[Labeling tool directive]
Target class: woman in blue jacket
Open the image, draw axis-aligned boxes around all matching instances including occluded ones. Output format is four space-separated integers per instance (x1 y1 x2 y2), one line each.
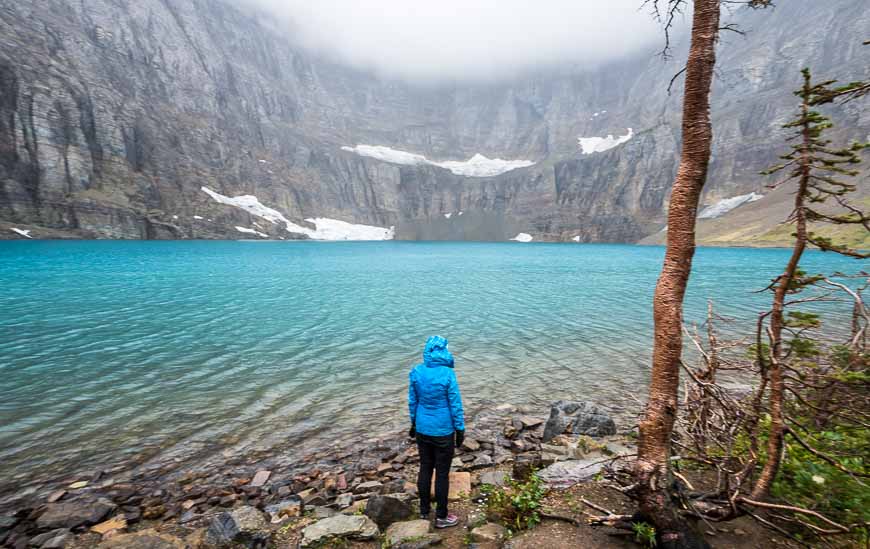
408 335 465 528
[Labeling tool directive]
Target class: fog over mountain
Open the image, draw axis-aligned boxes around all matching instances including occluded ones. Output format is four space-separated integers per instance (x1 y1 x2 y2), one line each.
0 0 867 242
232 0 671 81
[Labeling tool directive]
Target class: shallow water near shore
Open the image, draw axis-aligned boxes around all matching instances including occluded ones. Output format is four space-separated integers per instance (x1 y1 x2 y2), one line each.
0 241 862 500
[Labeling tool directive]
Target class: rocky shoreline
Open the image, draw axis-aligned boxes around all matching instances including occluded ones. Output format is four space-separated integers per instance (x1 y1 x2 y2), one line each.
0 401 634 548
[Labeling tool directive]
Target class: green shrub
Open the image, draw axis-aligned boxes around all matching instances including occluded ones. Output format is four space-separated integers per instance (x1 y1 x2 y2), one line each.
481 473 547 532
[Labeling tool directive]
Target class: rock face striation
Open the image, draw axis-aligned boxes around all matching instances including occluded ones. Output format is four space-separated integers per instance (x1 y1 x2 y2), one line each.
0 0 867 241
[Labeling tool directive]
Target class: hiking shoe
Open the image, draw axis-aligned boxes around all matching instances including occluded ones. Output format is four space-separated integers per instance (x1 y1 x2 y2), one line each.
419 511 430 520
435 514 459 528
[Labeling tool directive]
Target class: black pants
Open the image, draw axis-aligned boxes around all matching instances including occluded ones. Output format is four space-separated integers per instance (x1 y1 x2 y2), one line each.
416 432 454 519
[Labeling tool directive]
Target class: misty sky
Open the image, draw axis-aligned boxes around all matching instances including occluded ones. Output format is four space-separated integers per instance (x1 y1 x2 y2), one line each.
233 0 682 81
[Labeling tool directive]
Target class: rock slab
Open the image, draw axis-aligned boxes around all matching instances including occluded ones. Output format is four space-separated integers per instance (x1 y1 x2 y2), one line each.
542 400 616 441
300 514 379 547
384 519 434 547
537 458 608 487
97 529 185 549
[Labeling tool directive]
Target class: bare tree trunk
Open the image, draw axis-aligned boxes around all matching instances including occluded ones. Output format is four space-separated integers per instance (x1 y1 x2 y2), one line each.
634 1 720 547
751 75 812 499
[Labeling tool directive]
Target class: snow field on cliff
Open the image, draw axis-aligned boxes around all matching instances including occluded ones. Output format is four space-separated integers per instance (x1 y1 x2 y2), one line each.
202 187 394 240
341 145 535 177
577 128 634 154
698 192 763 219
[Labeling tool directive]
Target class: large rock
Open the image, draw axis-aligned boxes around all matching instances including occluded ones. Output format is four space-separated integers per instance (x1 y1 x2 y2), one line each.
364 495 412 529
97 529 186 548
429 472 471 501
300 514 379 547
384 519 436 547
36 499 117 530
205 505 269 547
542 401 616 442
537 457 608 487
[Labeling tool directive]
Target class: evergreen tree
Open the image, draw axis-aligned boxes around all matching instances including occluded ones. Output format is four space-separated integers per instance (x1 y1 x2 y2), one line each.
753 67 868 499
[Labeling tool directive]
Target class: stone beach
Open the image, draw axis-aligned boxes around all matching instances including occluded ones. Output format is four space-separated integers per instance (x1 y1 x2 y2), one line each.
0 401 631 548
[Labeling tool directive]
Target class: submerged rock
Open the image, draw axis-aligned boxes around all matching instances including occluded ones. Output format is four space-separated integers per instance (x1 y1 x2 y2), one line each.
300 514 379 546
36 499 116 529
30 529 71 549
542 401 616 441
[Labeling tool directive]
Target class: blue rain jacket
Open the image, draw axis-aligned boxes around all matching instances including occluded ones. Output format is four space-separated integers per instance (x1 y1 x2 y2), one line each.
408 336 465 436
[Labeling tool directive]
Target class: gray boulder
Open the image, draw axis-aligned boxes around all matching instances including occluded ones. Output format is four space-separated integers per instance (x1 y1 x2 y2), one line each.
364 495 412 529
205 505 269 547
542 401 616 441
36 499 116 530
300 514 379 547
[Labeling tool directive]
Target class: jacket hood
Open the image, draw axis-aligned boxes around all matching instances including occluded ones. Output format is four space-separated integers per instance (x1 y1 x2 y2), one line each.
423 335 454 368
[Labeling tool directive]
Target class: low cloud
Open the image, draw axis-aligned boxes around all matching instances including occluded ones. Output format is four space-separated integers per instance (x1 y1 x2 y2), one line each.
231 0 676 82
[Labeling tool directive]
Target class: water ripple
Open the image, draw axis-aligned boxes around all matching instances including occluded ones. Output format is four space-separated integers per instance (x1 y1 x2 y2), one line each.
0 241 862 496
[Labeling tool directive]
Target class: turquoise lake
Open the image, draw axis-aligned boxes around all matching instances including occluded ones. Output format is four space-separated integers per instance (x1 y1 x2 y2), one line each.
0 241 863 499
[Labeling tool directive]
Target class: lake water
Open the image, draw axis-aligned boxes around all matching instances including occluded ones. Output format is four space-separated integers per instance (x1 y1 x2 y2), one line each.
0 241 862 500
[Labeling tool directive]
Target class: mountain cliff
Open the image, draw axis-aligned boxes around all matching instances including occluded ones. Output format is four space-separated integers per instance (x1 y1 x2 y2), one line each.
0 0 867 241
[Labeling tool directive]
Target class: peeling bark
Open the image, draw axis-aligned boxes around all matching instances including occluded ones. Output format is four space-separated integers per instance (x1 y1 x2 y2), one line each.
635 1 721 547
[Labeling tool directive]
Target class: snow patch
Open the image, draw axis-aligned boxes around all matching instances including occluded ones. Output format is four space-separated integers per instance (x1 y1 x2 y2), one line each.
235 226 268 238
444 213 452 219
511 233 533 243
202 186 394 240
341 145 534 177
698 192 763 219
434 153 535 177
578 128 633 154
572 236 581 242
458 211 464 216
11 228 32 239
193 215 203 220
303 218 395 241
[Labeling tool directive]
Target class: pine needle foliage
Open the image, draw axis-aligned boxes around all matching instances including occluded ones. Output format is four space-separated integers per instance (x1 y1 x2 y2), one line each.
762 68 869 259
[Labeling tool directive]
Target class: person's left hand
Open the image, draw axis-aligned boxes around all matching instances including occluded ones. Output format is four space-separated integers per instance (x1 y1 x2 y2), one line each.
409 424 416 439
455 429 465 448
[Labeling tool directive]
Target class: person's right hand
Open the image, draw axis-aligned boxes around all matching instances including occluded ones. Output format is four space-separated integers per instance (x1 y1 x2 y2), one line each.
408 424 416 439
455 429 465 448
